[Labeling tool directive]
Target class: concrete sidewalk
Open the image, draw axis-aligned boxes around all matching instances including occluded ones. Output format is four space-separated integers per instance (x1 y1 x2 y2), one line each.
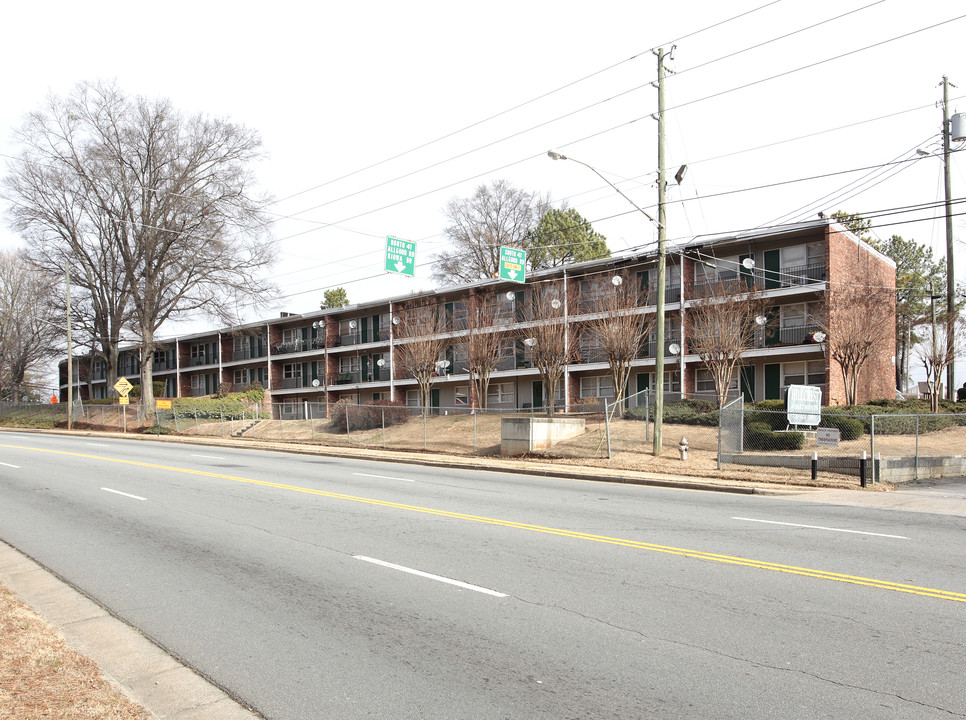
0 542 262 720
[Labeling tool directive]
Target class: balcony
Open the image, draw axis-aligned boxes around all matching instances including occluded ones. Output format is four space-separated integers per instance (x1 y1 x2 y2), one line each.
335 371 362 384
278 376 324 389
768 262 825 288
273 337 325 355
761 323 823 347
226 347 267 362
189 355 216 367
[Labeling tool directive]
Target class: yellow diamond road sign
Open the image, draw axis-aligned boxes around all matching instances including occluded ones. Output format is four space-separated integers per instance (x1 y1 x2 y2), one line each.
114 378 134 397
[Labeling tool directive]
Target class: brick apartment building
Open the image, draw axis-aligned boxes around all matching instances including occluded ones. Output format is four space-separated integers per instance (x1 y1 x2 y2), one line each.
61 218 897 414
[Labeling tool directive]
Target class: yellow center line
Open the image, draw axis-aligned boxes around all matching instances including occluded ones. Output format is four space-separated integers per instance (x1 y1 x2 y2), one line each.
6 443 966 604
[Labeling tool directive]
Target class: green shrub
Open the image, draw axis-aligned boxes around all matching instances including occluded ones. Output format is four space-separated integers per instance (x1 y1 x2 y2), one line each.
245 381 265 403
820 414 864 441
745 421 804 450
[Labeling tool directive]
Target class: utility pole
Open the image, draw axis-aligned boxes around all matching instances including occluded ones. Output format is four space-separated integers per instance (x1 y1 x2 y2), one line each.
652 46 669 456
941 76 956 399
65 260 73 430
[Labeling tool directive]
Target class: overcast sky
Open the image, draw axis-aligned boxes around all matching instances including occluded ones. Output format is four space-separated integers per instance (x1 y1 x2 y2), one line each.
2 0 965 382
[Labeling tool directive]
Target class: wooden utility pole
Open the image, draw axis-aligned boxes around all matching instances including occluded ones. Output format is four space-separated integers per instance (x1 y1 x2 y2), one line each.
653 46 669 456
941 76 956 399
65 260 73 430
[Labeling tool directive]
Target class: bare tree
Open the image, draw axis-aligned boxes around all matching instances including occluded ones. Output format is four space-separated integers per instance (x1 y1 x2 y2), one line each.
0 251 62 401
433 180 551 285
580 271 651 412
520 282 574 415
466 291 509 409
2 80 277 410
393 301 448 413
917 314 961 412
688 279 766 407
819 288 893 406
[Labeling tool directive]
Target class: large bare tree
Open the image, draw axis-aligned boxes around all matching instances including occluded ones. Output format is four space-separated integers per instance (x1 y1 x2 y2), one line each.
0 251 62 401
466 290 509 409
580 271 650 413
519 281 574 415
393 301 448 413
688 279 766 407
819 288 893 406
3 81 277 409
433 179 550 285
917 314 961 412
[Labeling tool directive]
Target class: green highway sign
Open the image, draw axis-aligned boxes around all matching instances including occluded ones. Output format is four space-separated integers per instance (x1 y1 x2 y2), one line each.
499 246 526 283
385 235 416 277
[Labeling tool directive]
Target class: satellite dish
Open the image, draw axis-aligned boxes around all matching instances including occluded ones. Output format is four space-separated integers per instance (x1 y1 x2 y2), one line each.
506 291 515 301
812 332 827 343
348 320 357 329
611 276 623 286
377 358 386 367
741 257 756 270
668 343 681 355
392 316 400 325
311 379 321 387
755 315 768 326
312 321 320 329
551 299 562 309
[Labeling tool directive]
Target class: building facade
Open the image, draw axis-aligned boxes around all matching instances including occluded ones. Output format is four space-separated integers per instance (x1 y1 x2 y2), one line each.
60 219 897 414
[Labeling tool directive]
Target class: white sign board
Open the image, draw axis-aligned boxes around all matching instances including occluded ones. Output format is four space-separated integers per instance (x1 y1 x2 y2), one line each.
786 384 822 427
816 427 840 447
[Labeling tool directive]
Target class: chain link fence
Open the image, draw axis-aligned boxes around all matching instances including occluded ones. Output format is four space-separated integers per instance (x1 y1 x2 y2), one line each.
720 405 966 482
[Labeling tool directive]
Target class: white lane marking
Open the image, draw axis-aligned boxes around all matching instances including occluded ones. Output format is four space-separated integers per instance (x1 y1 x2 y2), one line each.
87 443 110 447
354 556 507 597
102 487 147 501
0 462 20 468
191 454 226 460
353 472 414 482
733 517 908 539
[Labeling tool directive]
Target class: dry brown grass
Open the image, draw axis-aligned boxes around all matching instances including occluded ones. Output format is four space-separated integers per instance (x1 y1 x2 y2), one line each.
0 585 150 720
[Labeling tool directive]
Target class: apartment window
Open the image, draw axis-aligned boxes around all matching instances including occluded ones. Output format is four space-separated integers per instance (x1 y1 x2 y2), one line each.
234 368 251 386
153 350 167 367
190 374 207 395
190 344 205 360
486 382 514 405
282 328 300 345
406 390 420 407
455 386 469 405
339 356 360 373
782 361 825 388
694 255 740 284
695 368 737 394
580 375 615 399
283 363 302 380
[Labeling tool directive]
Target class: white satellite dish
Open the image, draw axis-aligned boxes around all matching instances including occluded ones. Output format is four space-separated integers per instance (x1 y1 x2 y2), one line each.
742 257 756 270
312 379 321 387
668 343 681 355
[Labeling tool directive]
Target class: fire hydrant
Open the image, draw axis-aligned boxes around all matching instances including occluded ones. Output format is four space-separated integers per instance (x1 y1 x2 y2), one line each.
678 436 689 461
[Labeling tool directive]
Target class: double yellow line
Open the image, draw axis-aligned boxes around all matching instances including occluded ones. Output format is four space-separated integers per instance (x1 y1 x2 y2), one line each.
6 443 966 604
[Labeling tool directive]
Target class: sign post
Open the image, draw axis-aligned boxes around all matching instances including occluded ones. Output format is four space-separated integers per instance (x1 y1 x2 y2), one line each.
499 246 526 283
385 236 416 277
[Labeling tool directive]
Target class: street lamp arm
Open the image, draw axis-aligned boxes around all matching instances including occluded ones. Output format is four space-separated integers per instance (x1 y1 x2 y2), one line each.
547 150 662 227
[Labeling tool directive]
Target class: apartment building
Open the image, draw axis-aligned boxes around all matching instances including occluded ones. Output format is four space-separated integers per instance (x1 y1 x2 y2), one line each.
61 219 897 414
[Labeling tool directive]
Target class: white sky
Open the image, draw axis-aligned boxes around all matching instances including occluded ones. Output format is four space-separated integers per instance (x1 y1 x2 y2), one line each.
2 0 965 386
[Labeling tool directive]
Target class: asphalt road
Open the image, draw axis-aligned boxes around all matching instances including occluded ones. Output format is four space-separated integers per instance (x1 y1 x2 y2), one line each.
1 431 965 719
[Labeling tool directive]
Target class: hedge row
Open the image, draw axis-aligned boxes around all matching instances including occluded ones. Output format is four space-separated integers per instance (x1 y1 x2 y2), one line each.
328 400 411 433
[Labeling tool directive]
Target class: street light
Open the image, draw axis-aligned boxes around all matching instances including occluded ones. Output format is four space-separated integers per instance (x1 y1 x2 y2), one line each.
548 149 668 455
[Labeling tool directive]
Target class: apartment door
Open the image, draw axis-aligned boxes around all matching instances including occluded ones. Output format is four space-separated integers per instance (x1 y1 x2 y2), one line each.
430 388 441 414
532 380 543 410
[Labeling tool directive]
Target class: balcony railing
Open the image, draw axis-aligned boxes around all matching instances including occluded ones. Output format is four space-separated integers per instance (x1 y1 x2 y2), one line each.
758 323 822 347
335 371 362 384
273 337 325 355
226 347 267 362
189 355 217 367
770 262 825 287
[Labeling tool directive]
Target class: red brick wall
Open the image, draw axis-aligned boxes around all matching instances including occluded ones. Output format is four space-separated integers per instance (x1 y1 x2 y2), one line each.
825 226 896 405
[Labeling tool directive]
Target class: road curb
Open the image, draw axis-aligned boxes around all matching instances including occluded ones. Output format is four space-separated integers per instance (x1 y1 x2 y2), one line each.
4 426 828 497
0 541 264 720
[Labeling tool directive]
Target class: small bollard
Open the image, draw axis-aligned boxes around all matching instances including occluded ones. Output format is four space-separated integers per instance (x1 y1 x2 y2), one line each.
678 436 689 461
860 450 868 488
811 451 818 481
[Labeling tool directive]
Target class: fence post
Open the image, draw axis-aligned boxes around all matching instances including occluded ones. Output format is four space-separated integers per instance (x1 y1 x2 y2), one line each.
194 408 200 430
382 407 386 448
345 404 351 441
220 406 225 438
860 450 868 488
474 411 477 453
604 399 612 459
869 415 876 484
424 408 428 450
645 392 650 443
915 415 920 480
